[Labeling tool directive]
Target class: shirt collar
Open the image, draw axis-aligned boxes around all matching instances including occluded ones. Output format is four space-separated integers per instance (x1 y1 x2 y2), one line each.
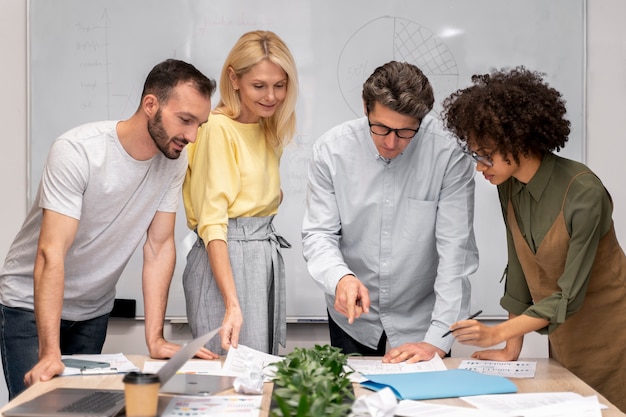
511 152 556 201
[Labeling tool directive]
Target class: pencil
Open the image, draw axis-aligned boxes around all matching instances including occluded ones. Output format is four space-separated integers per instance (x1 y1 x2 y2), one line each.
441 310 483 338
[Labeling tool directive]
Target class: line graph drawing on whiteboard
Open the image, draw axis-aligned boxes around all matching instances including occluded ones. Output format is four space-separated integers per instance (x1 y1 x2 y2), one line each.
337 16 459 117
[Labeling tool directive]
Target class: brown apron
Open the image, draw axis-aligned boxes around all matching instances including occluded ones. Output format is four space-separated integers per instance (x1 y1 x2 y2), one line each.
507 172 626 411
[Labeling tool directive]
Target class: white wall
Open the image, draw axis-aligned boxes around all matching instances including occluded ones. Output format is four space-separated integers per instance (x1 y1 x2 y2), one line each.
1 0 625 407
0 2 27 263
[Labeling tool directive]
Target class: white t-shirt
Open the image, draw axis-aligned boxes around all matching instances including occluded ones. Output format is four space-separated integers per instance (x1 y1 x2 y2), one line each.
0 120 186 321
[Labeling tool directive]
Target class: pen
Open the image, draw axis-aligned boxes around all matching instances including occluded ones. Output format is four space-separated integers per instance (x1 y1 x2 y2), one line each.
441 310 483 338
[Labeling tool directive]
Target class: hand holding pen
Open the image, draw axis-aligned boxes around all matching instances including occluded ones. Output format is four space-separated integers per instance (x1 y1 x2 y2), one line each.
442 310 483 338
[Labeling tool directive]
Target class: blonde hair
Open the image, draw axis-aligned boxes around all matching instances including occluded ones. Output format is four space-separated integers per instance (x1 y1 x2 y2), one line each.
215 30 298 148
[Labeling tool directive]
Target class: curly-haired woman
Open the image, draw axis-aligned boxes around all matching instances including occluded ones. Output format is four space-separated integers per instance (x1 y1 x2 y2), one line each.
442 66 626 411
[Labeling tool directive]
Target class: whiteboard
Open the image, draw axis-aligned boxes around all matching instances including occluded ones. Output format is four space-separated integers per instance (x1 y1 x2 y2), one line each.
28 0 586 320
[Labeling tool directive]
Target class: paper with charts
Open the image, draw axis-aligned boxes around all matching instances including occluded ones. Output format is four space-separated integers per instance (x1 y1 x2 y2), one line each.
162 395 262 417
347 354 447 382
143 344 284 380
458 359 536 378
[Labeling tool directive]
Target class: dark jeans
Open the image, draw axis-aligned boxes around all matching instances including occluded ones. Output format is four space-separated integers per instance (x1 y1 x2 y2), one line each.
328 311 452 358
0 304 109 399
327 311 387 356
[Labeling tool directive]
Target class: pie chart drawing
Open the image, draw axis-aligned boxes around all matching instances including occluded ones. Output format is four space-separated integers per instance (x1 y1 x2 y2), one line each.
338 16 459 117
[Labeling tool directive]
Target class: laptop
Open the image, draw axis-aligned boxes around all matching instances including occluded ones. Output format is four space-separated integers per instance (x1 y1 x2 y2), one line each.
3 327 234 417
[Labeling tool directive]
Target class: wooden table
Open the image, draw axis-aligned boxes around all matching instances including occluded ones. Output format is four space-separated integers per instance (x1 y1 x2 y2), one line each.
0 356 623 416
357 358 625 416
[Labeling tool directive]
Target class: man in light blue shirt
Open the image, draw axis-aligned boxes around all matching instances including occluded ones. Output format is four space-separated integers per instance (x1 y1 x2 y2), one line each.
302 61 478 362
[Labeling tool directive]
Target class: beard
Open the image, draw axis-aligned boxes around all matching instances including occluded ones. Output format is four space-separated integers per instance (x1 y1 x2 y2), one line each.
147 109 186 160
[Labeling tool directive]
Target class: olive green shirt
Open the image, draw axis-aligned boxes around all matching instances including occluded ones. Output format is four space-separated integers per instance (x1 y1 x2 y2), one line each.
498 153 613 334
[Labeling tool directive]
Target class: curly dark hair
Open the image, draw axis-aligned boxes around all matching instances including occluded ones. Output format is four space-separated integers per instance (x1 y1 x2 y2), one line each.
441 66 570 165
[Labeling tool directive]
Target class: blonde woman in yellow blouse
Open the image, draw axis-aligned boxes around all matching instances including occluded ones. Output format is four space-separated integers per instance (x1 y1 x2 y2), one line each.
182 31 298 355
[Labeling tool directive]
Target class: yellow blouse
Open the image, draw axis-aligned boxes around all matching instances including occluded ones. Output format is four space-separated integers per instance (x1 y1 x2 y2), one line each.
183 113 282 244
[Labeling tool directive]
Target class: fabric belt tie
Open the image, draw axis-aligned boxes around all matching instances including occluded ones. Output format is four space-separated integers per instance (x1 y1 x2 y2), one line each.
197 216 290 350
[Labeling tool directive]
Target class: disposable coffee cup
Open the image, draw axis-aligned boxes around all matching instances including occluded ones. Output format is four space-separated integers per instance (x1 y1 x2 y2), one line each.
123 371 160 417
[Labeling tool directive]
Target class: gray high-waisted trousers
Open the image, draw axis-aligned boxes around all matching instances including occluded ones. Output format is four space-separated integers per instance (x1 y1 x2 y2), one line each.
183 216 289 355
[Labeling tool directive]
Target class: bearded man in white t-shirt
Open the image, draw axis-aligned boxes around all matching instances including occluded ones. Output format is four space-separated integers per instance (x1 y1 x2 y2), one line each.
0 59 217 399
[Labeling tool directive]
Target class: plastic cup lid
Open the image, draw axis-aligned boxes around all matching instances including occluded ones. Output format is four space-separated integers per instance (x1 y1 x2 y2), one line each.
123 371 160 384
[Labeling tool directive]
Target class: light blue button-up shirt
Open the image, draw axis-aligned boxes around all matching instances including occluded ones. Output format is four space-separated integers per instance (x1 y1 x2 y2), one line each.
302 114 478 352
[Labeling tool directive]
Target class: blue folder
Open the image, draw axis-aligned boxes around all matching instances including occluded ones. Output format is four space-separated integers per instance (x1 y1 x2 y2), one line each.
361 369 518 400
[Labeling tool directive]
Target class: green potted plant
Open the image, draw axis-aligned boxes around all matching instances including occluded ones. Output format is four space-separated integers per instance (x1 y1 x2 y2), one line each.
270 344 354 417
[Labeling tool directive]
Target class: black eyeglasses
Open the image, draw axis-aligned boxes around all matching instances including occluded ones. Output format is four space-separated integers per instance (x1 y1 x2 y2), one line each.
368 120 419 140
461 144 493 167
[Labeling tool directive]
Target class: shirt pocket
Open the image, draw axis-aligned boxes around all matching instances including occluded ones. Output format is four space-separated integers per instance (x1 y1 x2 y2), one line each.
401 198 437 243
